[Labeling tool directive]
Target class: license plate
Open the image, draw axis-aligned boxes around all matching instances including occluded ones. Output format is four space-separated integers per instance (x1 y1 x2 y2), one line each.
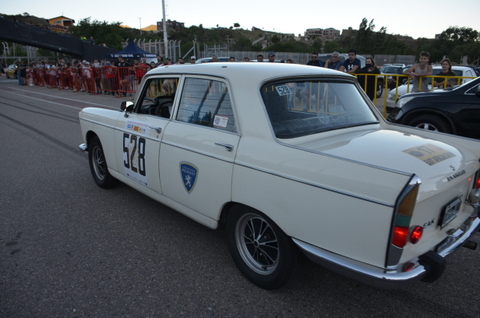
440 197 462 228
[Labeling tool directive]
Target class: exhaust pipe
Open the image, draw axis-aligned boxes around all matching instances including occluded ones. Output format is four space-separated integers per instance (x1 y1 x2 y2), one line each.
462 240 477 250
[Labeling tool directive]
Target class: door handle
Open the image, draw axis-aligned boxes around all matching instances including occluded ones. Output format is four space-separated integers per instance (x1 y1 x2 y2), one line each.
214 142 234 152
149 126 162 134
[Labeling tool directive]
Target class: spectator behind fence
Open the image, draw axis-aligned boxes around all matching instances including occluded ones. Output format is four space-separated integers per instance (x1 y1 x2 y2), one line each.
339 49 361 74
306 52 323 67
268 52 276 62
403 51 432 92
434 58 456 88
257 54 264 62
325 52 342 70
357 57 381 101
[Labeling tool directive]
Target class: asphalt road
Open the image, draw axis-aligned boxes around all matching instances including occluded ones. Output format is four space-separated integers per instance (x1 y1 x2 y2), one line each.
1 77 479 317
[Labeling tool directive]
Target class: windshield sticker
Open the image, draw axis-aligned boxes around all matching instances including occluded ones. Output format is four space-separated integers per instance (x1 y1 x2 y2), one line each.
275 85 292 96
403 143 456 166
180 162 198 193
125 120 148 134
213 115 228 128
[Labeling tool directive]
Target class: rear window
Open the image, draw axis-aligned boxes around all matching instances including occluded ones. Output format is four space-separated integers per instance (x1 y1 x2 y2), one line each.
262 79 378 138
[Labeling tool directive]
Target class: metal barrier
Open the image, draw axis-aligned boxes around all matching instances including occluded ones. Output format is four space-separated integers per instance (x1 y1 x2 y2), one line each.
354 73 477 117
21 67 477 118
29 66 149 96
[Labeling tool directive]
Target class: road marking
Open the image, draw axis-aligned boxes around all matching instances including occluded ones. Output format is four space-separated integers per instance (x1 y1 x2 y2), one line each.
3 86 119 110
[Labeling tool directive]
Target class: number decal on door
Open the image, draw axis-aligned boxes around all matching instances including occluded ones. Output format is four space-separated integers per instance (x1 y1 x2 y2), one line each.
123 133 148 185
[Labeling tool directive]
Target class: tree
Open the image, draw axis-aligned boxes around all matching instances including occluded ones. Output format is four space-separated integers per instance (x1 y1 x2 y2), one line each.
440 27 479 43
234 23 240 28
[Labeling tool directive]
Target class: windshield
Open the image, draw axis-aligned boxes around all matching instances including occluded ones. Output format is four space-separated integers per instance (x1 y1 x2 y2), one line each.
262 80 379 138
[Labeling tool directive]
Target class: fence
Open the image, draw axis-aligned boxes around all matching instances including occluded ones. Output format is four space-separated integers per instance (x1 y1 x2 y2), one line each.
24 65 149 96
18 66 475 117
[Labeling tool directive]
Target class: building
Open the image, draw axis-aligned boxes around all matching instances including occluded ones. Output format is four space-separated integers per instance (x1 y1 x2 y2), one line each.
304 27 340 40
157 19 185 32
48 16 75 27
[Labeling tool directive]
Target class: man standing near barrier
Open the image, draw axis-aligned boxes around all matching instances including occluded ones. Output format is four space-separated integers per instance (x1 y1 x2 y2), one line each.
306 52 323 67
340 49 361 74
403 51 432 92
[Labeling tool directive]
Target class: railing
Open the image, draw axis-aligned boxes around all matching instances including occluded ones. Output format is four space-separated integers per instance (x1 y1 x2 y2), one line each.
18 67 477 117
354 73 477 117
25 66 149 97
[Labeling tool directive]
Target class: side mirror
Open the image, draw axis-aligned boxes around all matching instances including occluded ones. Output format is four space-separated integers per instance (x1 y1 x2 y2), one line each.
121 101 134 112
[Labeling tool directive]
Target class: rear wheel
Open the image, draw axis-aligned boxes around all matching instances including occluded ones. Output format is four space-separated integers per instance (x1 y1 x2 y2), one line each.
226 206 301 289
88 136 118 188
407 115 452 133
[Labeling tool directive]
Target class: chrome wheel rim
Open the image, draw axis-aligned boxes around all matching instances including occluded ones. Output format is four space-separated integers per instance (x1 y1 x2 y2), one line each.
92 146 107 181
235 213 279 274
416 123 439 131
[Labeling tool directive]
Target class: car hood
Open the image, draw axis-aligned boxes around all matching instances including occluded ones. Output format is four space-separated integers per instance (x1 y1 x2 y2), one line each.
293 127 478 200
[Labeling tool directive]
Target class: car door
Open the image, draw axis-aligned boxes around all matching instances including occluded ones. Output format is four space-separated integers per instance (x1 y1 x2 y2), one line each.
159 76 240 220
456 81 480 138
114 76 179 194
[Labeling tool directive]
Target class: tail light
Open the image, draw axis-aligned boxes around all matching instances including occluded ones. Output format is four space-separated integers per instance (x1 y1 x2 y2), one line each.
391 177 421 248
468 171 480 207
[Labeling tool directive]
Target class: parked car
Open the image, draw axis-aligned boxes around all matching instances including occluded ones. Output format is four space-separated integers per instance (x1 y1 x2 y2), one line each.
386 65 478 108
195 57 231 63
78 63 480 290
387 77 480 139
381 65 408 90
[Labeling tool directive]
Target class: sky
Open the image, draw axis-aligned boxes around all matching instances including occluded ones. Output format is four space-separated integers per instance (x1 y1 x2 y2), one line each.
2 0 480 40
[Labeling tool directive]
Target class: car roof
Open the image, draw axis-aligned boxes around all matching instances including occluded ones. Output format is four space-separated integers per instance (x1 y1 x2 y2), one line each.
147 62 351 82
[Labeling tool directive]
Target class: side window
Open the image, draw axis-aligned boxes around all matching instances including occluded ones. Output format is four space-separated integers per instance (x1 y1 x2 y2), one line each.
176 78 236 133
136 77 178 118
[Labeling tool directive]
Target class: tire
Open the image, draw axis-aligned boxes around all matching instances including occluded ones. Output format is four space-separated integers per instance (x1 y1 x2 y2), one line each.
88 136 118 189
226 206 301 289
407 115 452 133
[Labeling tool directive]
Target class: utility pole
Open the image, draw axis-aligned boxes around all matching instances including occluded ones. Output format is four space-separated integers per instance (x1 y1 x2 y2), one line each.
162 0 168 58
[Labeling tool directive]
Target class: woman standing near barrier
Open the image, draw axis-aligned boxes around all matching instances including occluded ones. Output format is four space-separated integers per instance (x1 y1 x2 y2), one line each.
357 57 380 101
434 58 456 88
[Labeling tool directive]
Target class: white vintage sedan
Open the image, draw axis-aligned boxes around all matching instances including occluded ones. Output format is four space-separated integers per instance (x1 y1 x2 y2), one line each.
79 63 480 289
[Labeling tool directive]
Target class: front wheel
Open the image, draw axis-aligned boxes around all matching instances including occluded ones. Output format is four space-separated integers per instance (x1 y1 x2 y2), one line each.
88 136 118 189
406 115 452 134
226 206 301 289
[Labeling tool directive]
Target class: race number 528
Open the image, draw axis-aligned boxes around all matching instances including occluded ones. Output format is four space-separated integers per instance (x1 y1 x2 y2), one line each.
123 133 146 176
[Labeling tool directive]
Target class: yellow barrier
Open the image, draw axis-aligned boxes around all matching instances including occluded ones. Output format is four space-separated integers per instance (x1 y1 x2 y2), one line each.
354 73 477 118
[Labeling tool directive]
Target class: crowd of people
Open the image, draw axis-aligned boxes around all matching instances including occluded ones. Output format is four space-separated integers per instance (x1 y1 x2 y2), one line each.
2 49 457 101
3 56 183 96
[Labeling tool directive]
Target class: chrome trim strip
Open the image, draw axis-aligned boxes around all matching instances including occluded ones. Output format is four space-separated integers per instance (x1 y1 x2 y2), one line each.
292 238 426 288
234 161 395 207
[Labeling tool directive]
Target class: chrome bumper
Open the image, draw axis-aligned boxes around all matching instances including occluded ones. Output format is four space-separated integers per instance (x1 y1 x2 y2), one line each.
78 143 87 152
293 217 480 289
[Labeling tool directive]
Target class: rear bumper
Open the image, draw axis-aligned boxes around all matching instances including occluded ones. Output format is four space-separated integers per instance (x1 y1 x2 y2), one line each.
293 216 480 289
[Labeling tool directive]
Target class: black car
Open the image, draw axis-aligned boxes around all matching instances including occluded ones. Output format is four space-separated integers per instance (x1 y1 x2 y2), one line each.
387 77 480 139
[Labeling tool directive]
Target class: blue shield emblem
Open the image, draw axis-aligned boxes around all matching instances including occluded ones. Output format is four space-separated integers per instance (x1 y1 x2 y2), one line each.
180 162 198 193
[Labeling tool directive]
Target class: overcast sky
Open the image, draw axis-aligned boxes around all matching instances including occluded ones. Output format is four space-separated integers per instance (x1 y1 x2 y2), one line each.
2 0 480 40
